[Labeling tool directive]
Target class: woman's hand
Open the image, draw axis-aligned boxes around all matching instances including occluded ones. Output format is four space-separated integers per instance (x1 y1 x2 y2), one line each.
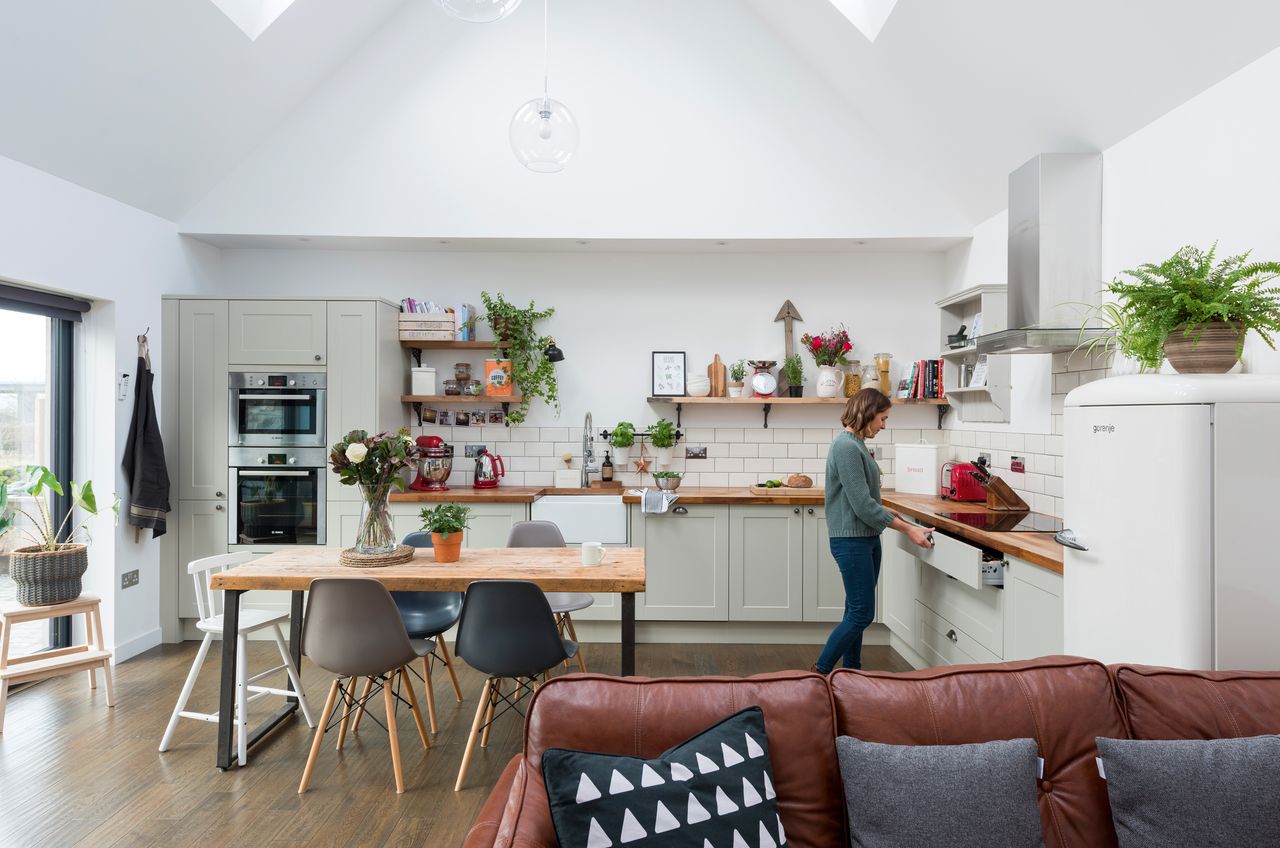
907 525 934 549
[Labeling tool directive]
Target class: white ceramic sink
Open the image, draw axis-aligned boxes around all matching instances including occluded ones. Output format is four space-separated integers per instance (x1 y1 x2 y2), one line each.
530 495 628 544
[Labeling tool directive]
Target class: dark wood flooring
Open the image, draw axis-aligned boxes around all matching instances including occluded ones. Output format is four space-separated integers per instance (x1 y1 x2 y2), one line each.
0 641 910 847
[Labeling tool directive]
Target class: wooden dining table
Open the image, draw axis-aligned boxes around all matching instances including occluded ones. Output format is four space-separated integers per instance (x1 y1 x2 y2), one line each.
207 546 645 770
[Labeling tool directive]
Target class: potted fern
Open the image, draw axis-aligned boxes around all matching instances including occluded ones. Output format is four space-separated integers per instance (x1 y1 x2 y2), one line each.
727 359 747 397
650 418 678 466
419 503 472 563
0 466 118 606
610 421 636 466
480 291 560 426
1076 243 1280 373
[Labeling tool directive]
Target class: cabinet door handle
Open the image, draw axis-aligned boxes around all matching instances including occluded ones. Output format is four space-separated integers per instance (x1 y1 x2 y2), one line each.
314 354 322 361
945 629 958 643
807 508 814 515
793 507 800 514
672 506 688 515
215 491 224 498
215 504 225 512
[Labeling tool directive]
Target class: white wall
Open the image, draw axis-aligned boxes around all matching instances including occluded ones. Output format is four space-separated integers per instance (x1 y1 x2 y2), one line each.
179 0 968 239
0 154 219 659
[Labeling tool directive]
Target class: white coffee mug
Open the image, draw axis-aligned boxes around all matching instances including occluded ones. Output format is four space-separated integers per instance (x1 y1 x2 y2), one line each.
580 542 606 566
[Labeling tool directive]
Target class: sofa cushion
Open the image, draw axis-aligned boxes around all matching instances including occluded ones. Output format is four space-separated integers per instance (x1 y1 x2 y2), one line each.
836 736 1043 848
1096 735 1280 848
830 655 1127 848
522 672 843 847
542 706 787 847
1110 664 1280 740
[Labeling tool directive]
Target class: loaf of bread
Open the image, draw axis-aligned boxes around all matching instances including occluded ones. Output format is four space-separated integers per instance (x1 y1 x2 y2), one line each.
786 473 813 488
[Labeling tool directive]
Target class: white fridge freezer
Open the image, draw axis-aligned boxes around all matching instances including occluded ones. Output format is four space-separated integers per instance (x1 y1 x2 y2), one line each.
1062 374 1280 670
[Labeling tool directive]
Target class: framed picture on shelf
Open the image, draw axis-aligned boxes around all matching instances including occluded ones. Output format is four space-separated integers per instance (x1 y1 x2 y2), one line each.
437 409 454 427
651 351 687 396
486 409 505 425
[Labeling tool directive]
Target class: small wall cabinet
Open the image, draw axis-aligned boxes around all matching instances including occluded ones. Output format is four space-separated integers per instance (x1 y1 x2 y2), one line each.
937 285 1011 423
228 300 328 365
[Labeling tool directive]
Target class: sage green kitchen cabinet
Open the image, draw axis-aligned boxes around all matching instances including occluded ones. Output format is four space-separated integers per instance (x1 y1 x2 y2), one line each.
1003 556 1064 660
880 529 920 642
177 300 229 501
228 300 327 366
634 505 730 621
801 506 886 624
730 505 804 621
374 502 529 550
176 500 229 618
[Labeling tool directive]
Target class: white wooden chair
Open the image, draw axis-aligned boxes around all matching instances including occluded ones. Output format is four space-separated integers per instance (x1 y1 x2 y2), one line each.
159 552 315 765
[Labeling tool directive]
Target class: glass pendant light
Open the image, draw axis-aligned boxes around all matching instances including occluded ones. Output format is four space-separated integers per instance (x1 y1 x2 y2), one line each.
510 0 578 172
435 0 522 23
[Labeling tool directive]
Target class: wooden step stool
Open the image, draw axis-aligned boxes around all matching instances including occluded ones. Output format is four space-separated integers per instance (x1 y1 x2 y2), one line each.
0 593 115 732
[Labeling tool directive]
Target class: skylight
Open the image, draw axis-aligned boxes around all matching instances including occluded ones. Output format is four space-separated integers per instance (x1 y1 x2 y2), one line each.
828 0 899 43
209 0 297 41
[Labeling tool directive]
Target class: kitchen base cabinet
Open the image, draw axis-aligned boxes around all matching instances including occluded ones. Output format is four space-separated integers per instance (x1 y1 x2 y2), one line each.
802 506 886 625
881 532 920 642
634 505 729 621
176 500 229 619
356 502 530 550
915 601 1002 666
1004 556 1064 660
917 562 1004 658
730 505 803 621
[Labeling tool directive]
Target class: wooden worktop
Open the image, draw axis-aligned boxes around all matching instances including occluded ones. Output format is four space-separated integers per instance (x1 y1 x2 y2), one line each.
390 486 546 503
621 486 826 505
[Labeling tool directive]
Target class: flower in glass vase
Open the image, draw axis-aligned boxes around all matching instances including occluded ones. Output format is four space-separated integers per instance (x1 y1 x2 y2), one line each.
329 428 418 555
800 325 853 367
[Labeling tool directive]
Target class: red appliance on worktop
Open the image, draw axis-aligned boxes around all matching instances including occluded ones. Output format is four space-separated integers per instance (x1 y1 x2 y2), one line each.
473 448 505 489
940 458 988 502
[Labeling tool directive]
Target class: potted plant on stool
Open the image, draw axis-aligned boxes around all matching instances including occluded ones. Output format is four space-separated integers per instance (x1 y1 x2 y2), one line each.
783 354 805 397
650 418 678 466
0 466 118 606
420 504 472 563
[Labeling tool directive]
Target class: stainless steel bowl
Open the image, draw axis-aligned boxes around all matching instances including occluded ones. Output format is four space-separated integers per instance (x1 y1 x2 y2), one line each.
653 475 682 491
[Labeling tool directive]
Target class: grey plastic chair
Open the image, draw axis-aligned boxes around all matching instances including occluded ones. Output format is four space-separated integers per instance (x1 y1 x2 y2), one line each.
506 520 593 672
453 580 577 791
298 578 432 795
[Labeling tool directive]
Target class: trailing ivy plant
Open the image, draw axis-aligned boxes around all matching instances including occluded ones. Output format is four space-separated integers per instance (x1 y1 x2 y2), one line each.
1075 243 1280 370
481 291 559 426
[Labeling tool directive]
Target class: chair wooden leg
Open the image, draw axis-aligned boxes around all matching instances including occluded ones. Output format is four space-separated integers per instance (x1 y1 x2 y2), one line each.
564 614 587 673
335 680 354 752
455 678 492 792
384 673 405 794
84 610 96 691
159 633 213 752
401 667 430 749
437 636 463 703
480 679 500 748
350 676 374 734
299 680 341 794
92 606 115 707
421 655 438 735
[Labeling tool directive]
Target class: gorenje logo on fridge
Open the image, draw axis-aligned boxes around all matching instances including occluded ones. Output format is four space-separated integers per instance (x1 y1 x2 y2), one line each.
1092 424 1116 434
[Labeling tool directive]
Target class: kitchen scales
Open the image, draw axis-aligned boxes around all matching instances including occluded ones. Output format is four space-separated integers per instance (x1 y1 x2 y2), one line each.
934 511 1064 533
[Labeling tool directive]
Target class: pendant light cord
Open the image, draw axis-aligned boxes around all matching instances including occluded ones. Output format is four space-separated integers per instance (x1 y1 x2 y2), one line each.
542 0 550 104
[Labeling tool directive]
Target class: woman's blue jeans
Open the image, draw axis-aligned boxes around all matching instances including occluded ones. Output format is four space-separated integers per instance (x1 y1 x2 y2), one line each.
815 536 882 673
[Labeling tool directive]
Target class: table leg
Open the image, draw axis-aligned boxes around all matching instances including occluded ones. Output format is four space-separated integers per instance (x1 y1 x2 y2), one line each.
216 590 242 771
288 590 304 705
621 593 636 677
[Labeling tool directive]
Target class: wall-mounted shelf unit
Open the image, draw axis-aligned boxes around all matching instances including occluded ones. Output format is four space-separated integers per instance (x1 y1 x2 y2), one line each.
401 393 520 426
646 396 949 429
936 285 1010 423
399 338 508 367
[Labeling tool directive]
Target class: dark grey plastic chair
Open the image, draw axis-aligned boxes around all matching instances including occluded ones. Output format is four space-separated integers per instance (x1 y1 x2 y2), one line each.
506 520 593 672
452 580 577 791
298 578 432 795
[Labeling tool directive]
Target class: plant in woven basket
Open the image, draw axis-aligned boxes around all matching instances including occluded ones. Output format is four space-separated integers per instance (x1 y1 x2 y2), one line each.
329 429 418 554
0 465 119 606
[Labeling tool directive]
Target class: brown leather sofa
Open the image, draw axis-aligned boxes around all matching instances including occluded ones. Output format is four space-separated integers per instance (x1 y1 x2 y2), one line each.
463 655 1280 847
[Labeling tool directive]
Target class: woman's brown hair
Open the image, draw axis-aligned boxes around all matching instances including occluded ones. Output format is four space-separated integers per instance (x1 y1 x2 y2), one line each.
841 387 892 437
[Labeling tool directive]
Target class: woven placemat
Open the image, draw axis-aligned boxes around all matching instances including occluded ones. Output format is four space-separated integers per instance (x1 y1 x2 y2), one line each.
340 544 415 568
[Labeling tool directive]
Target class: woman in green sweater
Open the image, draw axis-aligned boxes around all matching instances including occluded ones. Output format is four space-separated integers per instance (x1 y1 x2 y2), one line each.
814 388 934 673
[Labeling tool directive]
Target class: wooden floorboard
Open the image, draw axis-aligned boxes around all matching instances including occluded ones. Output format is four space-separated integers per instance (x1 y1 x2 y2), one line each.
0 639 910 847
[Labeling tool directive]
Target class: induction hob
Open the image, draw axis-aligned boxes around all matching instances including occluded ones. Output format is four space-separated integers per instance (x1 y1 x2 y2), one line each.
933 511 1064 533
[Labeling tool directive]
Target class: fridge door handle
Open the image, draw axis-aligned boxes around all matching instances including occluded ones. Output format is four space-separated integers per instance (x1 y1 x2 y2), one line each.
1054 529 1088 551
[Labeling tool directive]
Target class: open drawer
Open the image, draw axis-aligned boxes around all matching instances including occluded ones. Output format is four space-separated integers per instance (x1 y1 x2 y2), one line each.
896 528 994 590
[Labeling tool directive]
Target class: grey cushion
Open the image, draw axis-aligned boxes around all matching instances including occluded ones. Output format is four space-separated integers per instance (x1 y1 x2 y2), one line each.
1096 735 1280 848
835 736 1043 848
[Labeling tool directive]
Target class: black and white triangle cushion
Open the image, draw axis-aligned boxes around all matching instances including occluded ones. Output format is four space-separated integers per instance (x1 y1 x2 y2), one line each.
542 706 787 848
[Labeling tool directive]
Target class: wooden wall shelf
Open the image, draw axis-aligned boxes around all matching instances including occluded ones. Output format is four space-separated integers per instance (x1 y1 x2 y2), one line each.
399 338 508 366
645 395 949 428
400 394 520 426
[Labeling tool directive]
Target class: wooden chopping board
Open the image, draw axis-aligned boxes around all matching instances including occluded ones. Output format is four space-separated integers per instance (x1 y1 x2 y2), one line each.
749 485 818 496
707 354 726 397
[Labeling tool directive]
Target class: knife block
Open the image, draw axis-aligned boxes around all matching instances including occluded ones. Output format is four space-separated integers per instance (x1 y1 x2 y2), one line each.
983 475 1030 511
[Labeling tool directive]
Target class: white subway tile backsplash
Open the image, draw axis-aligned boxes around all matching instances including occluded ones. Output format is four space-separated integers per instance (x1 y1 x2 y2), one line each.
510 428 539 442
881 473 895 489
1032 453 1056 475
728 473 757 487
540 427 568 442
1044 475 1063 497
684 427 716 442
729 443 759 458
1024 472 1044 494
1005 433 1025 451
706 442 730 458
801 458 827 474
1054 372 1080 394
551 441 579 456
715 428 745 443
526 442 553 457
744 429 774 443
1024 434 1046 454
743 458 774 472
496 441 525 457
787 443 818 459
974 431 991 449
1045 435 1064 456
890 429 922 444
758 444 788 458
1055 456 1065 476
804 428 832 443
918 430 945 446
510 456 541 472
773 429 803 443
700 472 729 486
524 471 552 486
714 458 744 473
539 457 566 471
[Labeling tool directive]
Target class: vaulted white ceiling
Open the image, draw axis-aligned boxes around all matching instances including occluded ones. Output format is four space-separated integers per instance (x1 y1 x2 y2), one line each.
2 0 1278 232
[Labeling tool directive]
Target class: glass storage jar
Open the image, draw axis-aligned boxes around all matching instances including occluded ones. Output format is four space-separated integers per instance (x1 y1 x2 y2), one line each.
443 379 461 395
454 363 473 382
463 379 484 396
844 361 861 397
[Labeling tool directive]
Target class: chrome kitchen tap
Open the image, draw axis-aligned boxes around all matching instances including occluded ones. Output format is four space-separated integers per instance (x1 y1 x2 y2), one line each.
581 411 598 487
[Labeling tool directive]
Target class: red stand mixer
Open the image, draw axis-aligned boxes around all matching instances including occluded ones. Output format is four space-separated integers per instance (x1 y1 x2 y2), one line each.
410 435 454 492
473 448 505 489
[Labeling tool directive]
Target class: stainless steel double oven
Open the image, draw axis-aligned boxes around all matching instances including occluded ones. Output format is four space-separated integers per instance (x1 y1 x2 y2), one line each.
228 372 327 545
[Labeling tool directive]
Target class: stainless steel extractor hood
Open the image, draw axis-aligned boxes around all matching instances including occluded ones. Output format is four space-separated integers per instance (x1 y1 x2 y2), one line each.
976 153 1111 354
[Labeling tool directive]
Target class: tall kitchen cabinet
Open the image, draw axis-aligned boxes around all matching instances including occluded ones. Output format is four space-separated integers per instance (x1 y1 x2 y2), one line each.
228 301 327 366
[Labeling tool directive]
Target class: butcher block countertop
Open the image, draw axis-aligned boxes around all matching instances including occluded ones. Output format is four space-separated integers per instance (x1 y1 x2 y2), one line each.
621 486 826 505
390 486 546 503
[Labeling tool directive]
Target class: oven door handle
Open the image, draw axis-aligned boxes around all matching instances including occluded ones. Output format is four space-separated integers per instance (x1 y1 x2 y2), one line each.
235 393 312 400
235 469 314 476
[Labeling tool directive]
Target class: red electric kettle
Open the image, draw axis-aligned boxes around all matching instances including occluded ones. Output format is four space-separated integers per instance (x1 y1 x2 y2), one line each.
473 448 505 489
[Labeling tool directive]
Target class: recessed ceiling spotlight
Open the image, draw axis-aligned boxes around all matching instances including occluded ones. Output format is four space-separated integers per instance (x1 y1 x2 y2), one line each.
857 240 866 245
297 237 311 243
576 240 590 245
716 241 728 246
439 240 451 245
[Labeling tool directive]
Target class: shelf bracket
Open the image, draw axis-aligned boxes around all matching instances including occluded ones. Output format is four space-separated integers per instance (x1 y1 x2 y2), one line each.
410 348 422 368
674 402 683 428
411 401 423 427
937 404 950 430
762 403 772 429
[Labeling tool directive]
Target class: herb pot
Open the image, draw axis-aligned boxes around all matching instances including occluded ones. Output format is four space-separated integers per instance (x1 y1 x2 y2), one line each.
431 531 463 563
727 383 744 398
655 447 673 466
612 445 630 466
9 544 88 606
1164 321 1243 374
787 385 803 398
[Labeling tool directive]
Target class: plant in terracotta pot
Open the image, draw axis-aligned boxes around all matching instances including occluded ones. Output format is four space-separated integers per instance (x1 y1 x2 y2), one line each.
610 421 636 466
480 291 559 426
1075 243 1280 373
419 503 472 562
649 418 678 466
0 466 118 606
727 359 747 398
783 354 805 397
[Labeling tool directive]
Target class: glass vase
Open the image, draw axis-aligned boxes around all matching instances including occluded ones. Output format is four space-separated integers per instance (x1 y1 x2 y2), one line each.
354 482 396 554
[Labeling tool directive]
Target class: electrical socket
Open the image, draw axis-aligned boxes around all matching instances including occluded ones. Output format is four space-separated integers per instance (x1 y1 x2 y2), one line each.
685 446 707 460
464 444 486 458
978 452 991 466
121 569 139 589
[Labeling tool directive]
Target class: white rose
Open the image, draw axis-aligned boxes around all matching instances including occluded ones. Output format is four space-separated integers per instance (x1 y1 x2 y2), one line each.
345 442 369 463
